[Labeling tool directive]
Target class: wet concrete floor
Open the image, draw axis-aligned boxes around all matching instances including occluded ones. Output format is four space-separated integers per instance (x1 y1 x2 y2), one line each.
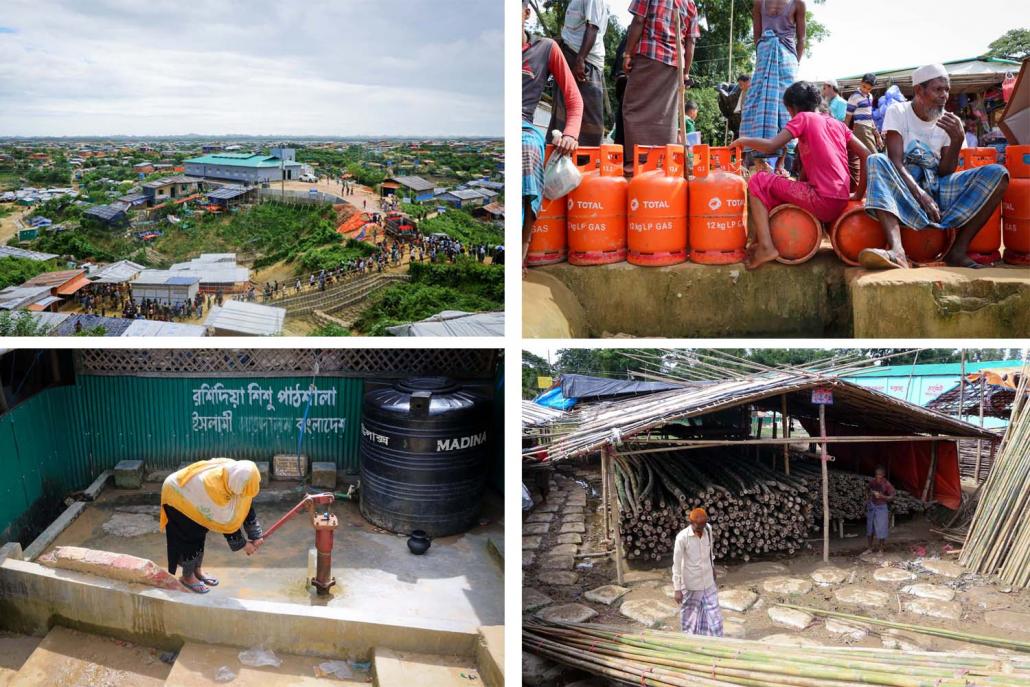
43 486 504 628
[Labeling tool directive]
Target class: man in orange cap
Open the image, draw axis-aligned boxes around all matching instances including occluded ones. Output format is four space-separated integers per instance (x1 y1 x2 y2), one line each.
672 507 724 636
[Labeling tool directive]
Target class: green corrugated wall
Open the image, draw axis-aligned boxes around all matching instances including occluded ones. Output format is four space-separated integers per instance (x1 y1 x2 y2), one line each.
0 375 364 540
75 375 364 468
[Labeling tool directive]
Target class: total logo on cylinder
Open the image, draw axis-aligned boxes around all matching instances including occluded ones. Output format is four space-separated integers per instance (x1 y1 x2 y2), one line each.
567 144 627 265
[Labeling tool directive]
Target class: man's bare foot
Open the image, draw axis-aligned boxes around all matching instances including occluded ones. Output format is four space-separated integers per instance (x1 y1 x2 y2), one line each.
944 249 985 269
745 244 779 270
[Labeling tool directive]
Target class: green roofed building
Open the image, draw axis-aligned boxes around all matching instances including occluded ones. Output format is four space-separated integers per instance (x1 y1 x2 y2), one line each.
184 147 306 184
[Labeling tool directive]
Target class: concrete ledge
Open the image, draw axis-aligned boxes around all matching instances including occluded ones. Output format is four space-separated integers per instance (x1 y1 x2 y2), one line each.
0 542 23 564
476 626 504 687
0 559 479 660
82 471 112 501
534 251 850 338
22 501 87 561
114 460 145 489
848 266 1030 337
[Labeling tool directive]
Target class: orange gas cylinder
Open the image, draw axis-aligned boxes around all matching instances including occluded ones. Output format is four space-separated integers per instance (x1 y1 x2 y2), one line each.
568 145 627 265
900 226 955 265
627 145 688 266
958 148 1002 264
769 204 822 264
830 200 886 266
526 147 567 266
1003 144 1030 265
688 145 747 264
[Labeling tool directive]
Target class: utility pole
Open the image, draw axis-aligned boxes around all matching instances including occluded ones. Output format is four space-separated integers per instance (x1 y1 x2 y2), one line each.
728 0 735 83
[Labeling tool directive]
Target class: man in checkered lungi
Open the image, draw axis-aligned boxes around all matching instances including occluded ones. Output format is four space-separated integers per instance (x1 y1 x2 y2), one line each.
672 508 724 636
860 63 1009 269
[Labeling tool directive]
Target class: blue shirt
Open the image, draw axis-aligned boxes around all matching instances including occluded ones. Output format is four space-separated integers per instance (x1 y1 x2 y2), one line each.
829 95 847 121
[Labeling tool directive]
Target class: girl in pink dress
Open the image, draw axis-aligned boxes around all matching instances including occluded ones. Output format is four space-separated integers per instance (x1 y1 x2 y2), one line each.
733 80 871 269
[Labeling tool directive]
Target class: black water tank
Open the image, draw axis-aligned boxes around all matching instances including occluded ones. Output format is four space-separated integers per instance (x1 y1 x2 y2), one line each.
359 377 491 537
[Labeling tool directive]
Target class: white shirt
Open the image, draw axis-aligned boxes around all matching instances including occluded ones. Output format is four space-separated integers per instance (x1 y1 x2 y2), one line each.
672 524 716 592
561 0 609 69
883 101 966 162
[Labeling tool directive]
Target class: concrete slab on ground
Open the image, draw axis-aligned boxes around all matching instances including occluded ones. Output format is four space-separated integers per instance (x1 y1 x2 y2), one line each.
718 589 758 612
902 583 956 601
873 568 917 583
113 460 144 489
759 634 822 647
767 606 814 631
919 559 966 578
536 604 597 624
834 587 891 608
522 536 542 551
583 585 629 606
164 641 367 685
475 626 504 687
555 533 583 545
810 567 848 586
904 598 962 620
7 626 168 687
522 588 553 613
762 576 813 596
619 598 679 628
373 647 480 687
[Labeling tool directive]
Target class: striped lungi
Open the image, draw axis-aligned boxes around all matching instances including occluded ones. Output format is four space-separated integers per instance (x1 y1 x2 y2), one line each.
621 54 681 175
522 122 546 221
681 584 724 637
864 153 1008 230
740 30 798 161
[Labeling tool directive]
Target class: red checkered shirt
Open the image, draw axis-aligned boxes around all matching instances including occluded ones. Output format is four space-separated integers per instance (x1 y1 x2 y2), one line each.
628 0 700 67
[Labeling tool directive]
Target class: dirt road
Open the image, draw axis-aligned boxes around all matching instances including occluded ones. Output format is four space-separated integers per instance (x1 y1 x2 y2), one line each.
0 205 27 245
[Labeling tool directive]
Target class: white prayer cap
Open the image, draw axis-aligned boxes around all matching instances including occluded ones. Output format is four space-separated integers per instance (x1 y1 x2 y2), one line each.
912 64 948 86
824 79 840 92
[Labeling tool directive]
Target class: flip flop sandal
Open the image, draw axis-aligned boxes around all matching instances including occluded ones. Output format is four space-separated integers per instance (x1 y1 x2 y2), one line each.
182 581 210 594
197 575 219 587
858 248 903 270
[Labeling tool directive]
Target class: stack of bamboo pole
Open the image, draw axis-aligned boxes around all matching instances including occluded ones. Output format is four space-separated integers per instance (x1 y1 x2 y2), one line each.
524 621 1030 687
613 451 814 562
960 360 1030 588
791 464 925 520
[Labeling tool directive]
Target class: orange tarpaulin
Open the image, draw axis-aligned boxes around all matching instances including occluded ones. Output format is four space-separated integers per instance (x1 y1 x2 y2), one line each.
337 212 371 236
966 368 1023 390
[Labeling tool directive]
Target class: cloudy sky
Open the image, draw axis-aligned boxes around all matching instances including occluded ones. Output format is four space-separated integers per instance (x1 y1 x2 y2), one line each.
0 0 502 137
610 0 1026 81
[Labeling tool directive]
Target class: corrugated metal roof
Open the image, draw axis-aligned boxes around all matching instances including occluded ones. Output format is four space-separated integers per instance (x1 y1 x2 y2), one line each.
52 314 134 336
121 320 208 337
385 175 435 191
844 360 1023 378
142 175 202 189
0 285 53 310
207 186 250 200
205 300 286 336
386 310 503 337
23 269 85 288
0 246 59 261
91 260 145 283
185 154 299 168
134 271 202 287
541 372 997 461
84 204 126 222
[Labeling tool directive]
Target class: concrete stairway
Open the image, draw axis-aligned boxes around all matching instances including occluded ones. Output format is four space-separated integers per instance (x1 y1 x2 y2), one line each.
270 273 409 316
0 633 40 687
3 625 504 686
6 626 170 686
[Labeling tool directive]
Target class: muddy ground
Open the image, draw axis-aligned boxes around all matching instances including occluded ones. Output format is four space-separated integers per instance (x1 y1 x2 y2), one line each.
522 464 1030 685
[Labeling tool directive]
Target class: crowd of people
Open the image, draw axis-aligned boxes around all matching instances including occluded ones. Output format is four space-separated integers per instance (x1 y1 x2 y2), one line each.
76 282 221 323
521 0 1010 272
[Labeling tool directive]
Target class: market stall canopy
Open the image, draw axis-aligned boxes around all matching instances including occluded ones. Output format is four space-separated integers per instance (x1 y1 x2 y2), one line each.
838 57 1020 96
1000 58 1029 144
543 371 997 462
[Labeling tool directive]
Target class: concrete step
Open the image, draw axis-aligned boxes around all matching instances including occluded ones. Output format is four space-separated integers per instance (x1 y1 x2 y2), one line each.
0 632 41 687
8 626 169 687
476 626 504 687
164 641 368 686
373 647 480 687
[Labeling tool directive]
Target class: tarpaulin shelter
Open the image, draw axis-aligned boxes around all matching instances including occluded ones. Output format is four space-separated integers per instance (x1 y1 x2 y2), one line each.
386 310 503 337
999 58 1029 144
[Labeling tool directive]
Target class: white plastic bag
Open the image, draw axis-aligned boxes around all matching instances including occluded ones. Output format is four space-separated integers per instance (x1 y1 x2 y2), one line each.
542 130 582 200
238 646 282 668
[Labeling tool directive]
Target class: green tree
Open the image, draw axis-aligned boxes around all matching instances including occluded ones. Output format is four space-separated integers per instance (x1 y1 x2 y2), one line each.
0 311 54 336
985 28 1030 60
523 351 554 398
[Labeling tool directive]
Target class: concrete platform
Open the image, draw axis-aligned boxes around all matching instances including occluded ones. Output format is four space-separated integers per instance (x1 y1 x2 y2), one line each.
373 647 479 687
0 632 40 687
165 641 367 685
37 488 503 629
525 248 1030 338
7 626 169 687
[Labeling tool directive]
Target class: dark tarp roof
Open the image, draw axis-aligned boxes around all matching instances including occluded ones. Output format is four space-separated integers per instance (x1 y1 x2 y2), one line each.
559 374 687 401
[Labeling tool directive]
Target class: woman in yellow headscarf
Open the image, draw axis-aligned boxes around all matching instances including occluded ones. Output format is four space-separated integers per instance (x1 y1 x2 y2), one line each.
160 458 264 594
